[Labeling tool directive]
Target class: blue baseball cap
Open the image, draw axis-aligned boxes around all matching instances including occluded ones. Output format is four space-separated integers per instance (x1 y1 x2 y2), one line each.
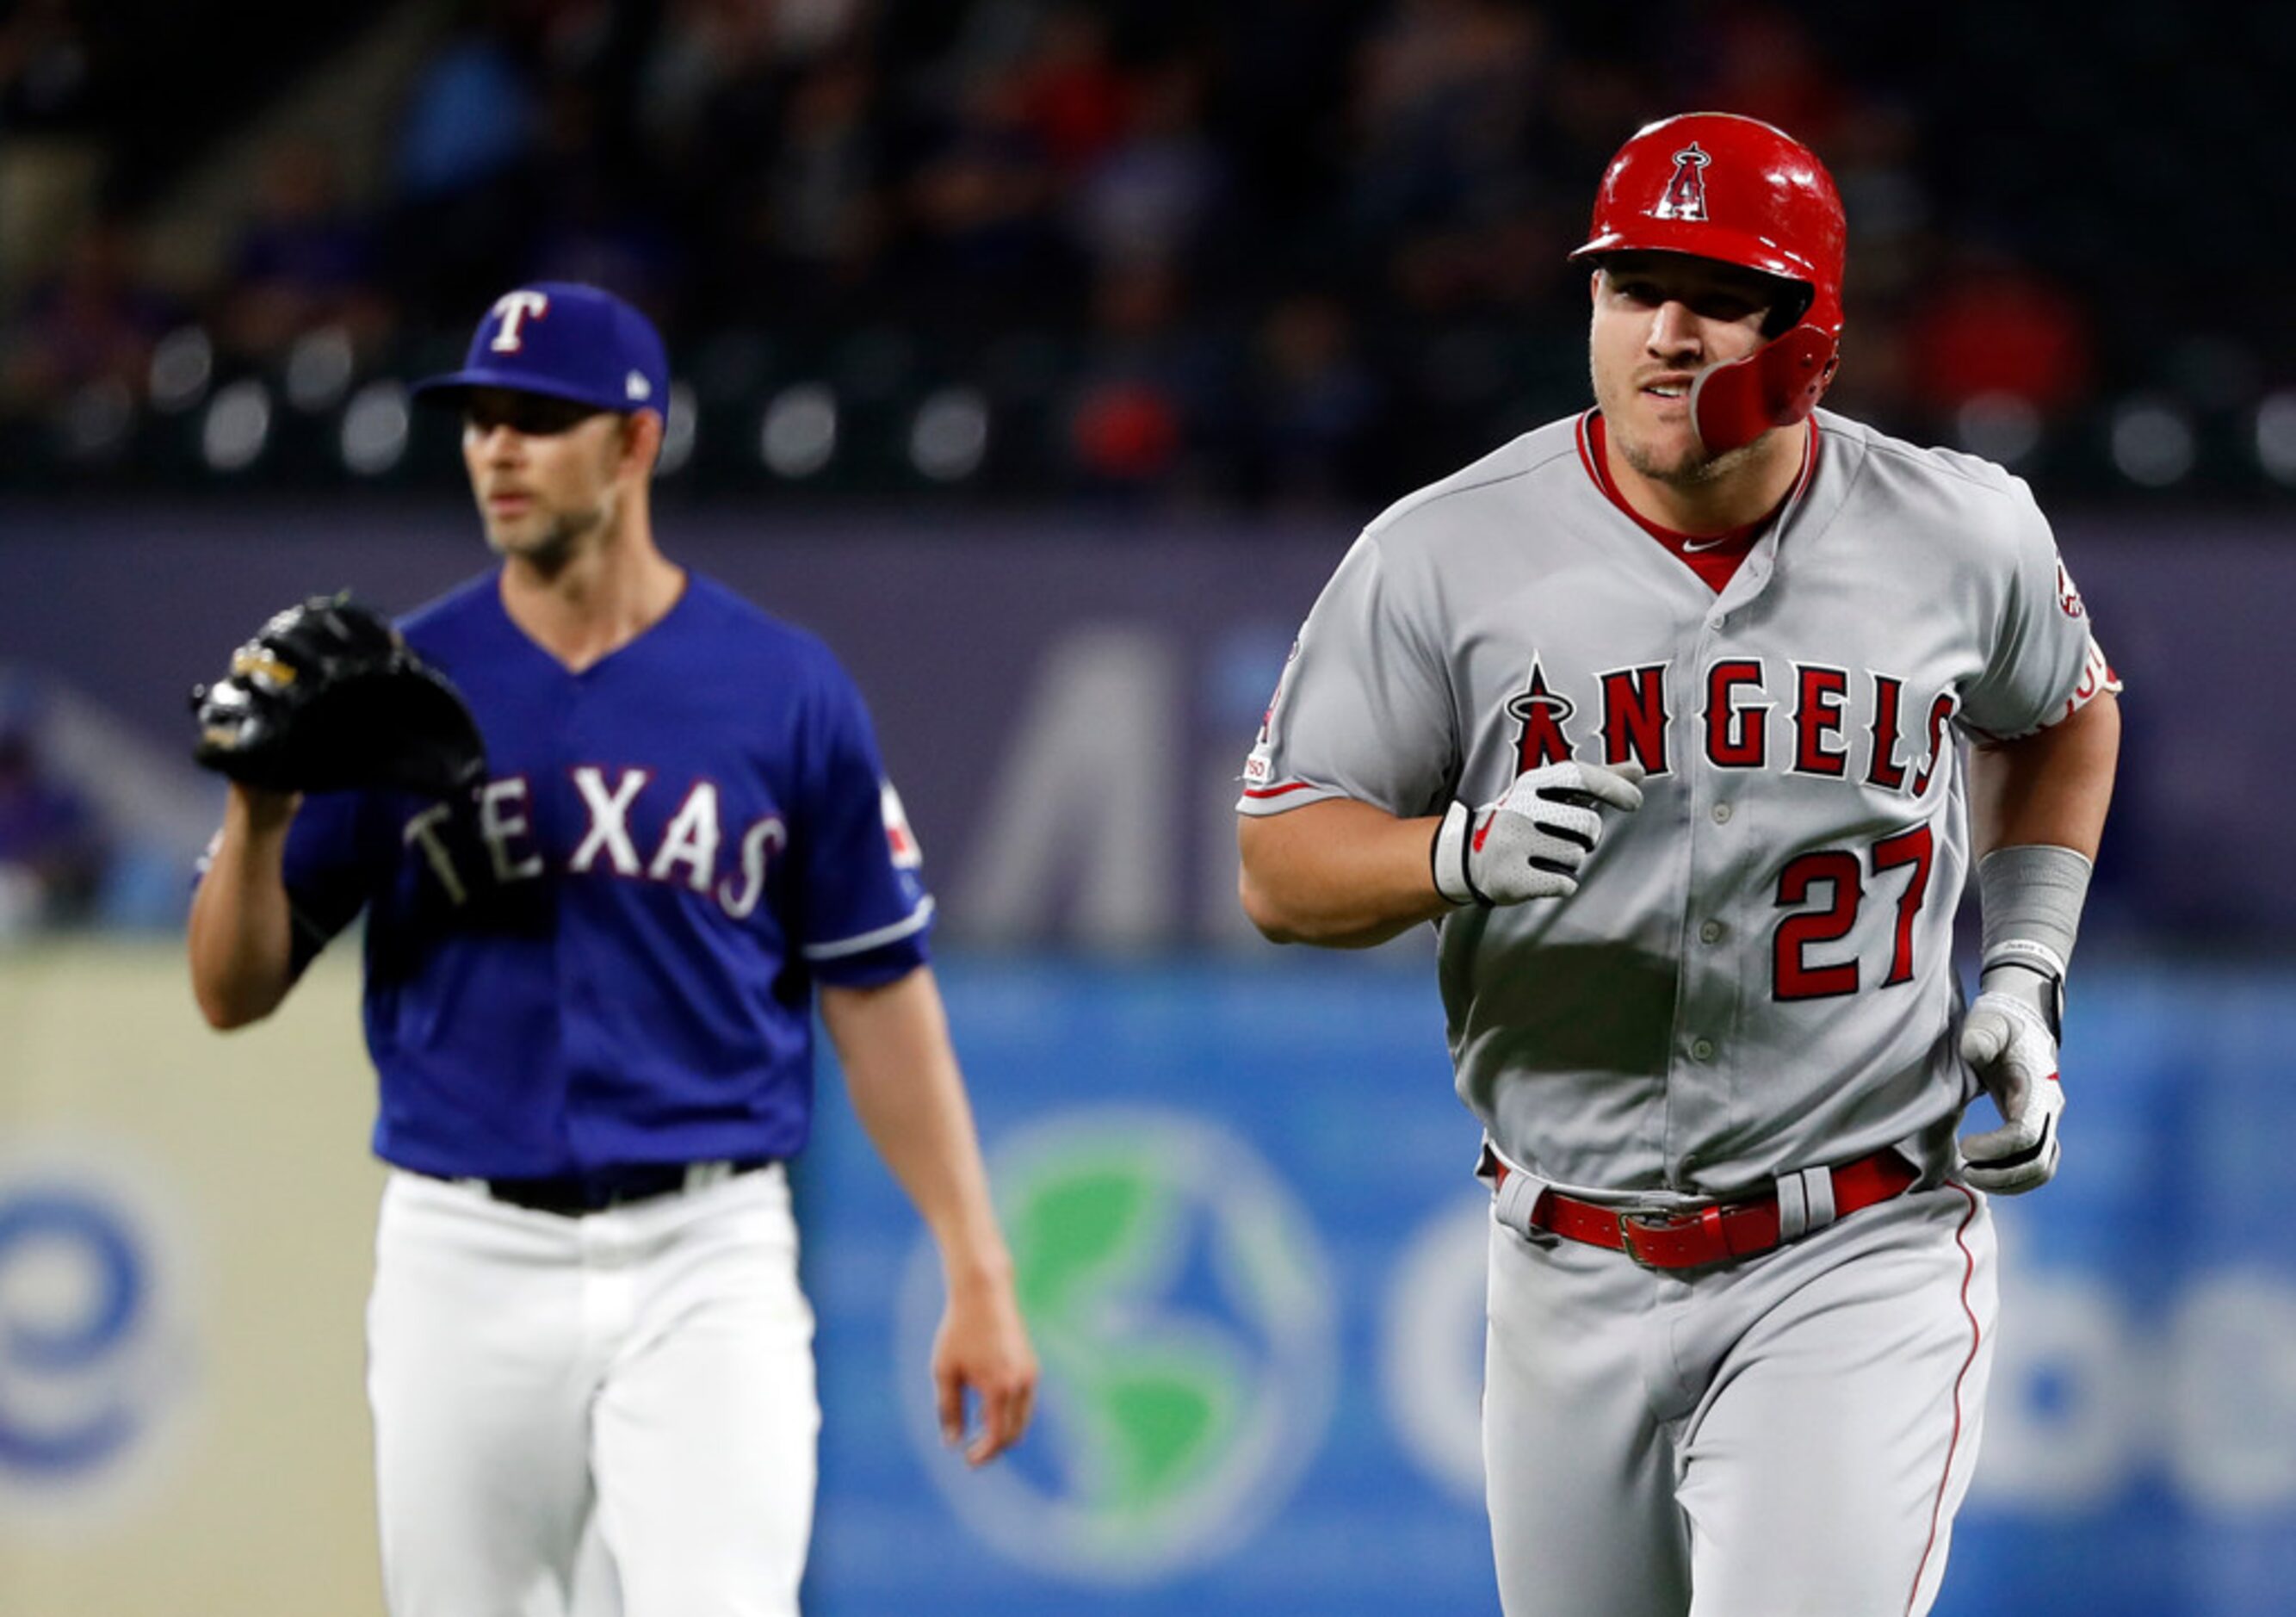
412 282 670 416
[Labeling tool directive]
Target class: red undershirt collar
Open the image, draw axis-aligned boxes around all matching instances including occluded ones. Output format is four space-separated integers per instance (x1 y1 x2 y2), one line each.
1575 410 1821 594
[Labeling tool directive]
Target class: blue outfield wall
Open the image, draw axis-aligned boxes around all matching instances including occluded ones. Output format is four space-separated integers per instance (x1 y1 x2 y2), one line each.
797 954 2296 1617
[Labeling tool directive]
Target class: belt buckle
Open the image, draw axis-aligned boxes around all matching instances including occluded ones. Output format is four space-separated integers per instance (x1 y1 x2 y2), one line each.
1619 1204 1725 1269
1618 1208 1682 1269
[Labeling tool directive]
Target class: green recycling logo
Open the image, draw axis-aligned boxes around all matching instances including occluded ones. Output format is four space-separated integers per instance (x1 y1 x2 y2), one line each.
900 1107 1336 1583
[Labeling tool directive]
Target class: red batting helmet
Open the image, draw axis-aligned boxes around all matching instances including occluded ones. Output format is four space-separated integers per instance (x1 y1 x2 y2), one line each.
1569 112 1847 452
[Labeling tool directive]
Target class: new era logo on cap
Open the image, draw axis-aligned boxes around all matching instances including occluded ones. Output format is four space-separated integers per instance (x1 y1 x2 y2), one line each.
414 282 671 417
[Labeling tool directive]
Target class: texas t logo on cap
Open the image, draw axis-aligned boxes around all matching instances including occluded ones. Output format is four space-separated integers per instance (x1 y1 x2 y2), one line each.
488 291 552 353
413 281 670 418
1652 142 1712 221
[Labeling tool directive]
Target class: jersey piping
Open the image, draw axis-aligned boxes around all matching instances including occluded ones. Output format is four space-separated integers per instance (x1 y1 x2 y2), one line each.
802 895 937 961
1907 1183 1986 1614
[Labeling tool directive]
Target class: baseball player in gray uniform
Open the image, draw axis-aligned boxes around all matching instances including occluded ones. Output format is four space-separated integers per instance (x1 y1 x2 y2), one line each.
1237 113 2120 1616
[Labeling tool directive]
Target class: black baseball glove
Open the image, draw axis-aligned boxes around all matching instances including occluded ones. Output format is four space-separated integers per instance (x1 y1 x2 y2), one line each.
189 594 487 798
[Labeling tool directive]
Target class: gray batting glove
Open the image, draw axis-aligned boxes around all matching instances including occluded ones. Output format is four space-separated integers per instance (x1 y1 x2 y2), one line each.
1432 760 1645 907
1957 993 2064 1194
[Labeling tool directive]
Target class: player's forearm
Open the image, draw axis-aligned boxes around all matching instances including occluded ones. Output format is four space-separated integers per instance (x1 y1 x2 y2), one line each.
186 786 300 1030
1969 689 2120 859
1237 798 1453 947
820 969 1016 1291
1966 690 2118 1035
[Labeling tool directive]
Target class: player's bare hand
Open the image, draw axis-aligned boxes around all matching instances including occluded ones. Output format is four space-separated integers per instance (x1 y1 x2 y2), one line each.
1957 993 2064 1193
932 1267 1039 1467
226 780 303 836
1433 759 1646 907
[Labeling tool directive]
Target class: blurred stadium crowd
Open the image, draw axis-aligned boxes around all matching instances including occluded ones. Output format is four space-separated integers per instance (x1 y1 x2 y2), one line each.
3 0 2289 502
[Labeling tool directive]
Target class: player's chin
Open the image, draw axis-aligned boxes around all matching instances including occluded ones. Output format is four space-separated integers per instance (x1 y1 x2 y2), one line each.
1618 425 1710 484
481 512 550 557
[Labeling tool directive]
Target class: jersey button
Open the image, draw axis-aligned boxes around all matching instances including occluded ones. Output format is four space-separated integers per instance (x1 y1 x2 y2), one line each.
1690 1038 1716 1062
1699 920 1724 944
1711 802 1733 824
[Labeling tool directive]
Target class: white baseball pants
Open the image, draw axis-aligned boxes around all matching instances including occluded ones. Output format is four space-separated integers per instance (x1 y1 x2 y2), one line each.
1483 1181 1997 1617
367 1165 819 1617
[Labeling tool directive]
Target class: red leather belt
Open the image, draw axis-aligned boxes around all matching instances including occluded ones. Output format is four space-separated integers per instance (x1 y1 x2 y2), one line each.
1489 1147 1919 1270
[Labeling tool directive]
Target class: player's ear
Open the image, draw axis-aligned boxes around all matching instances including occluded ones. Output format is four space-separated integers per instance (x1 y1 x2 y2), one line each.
620 409 665 477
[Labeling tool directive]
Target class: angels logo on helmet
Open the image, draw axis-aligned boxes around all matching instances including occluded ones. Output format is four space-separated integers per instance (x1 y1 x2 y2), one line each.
1652 143 1712 221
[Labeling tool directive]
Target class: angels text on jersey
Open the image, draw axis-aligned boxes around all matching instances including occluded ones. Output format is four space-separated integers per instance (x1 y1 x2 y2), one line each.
1499 651 1959 796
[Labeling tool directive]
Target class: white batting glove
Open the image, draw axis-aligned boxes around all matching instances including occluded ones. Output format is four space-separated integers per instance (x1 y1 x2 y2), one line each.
1432 760 1644 907
1957 992 2064 1194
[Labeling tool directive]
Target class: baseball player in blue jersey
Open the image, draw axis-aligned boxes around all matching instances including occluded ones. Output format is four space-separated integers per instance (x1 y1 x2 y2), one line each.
1240 116 2120 1614
188 282 1037 1617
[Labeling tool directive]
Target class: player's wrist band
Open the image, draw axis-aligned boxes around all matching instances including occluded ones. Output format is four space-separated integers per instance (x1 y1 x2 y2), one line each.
1976 845 2089 972
1975 845 2089 1041
1432 801 1484 907
1982 938 2067 983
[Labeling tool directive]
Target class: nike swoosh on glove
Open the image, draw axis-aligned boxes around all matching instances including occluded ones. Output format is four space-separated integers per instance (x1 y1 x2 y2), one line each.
1432 760 1644 907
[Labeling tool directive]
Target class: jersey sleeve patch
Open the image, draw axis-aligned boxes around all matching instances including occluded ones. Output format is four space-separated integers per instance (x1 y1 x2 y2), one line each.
2055 559 2086 618
2039 559 2121 724
880 778 924 869
1960 632 2120 741
1239 638 1300 789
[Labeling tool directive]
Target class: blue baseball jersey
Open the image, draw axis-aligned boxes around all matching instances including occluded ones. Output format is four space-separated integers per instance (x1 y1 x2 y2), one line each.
271 570 933 1179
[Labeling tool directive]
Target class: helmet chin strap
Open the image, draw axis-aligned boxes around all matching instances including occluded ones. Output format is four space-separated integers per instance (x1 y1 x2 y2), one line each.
1689 326 1840 453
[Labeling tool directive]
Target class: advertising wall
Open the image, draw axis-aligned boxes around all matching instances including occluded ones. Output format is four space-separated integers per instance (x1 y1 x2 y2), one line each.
0 504 2290 947
3 943 2291 1615
0 943 384 1615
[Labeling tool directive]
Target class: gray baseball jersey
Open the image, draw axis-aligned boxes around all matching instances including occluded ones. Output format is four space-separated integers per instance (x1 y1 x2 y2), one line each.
1240 408 2114 1198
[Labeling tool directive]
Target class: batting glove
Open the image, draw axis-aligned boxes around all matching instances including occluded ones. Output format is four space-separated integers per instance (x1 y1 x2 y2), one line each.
1957 988 2064 1194
1432 760 1644 907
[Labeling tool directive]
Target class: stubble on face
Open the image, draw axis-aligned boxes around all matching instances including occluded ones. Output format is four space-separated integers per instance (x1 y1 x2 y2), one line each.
1597 378 1767 489
485 493 613 576
476 422 625 577
1587 276 1775 488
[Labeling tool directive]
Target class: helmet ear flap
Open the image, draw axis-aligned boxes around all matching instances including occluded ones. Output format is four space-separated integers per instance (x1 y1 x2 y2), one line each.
1688 326 1838 453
